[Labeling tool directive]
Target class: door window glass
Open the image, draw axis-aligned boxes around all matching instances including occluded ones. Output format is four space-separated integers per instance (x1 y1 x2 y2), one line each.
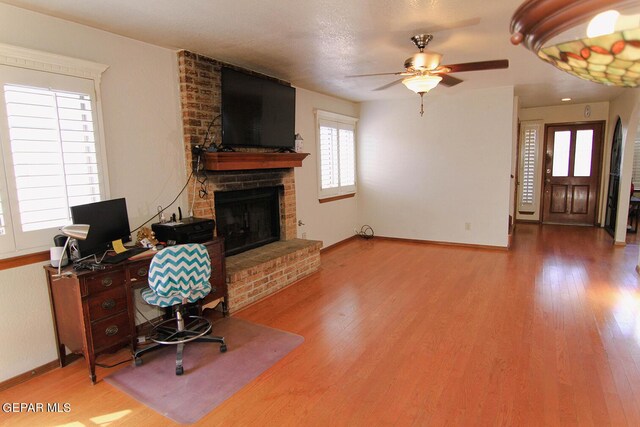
574 130 594 177
552 131 571 177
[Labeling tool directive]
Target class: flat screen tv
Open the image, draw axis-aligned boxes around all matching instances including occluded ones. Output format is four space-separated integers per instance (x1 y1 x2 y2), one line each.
221 67 296 149
70 198 132 258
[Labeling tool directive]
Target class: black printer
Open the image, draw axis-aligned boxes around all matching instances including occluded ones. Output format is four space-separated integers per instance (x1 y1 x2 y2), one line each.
152 217 215 244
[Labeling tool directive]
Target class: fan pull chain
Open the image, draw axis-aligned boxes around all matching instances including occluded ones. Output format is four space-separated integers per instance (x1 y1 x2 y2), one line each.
419 92 425 116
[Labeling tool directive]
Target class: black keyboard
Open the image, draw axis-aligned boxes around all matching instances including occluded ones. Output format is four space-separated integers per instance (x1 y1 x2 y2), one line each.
102 247 149 264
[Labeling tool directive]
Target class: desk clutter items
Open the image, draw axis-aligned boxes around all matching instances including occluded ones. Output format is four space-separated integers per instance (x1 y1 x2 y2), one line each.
151 217 215 245
136 227 158 248
49 246 67 268
73 261 106 271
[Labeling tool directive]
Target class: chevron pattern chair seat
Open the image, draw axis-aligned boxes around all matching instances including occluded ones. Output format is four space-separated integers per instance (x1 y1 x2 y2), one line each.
133 243 227 375
140 283 211 307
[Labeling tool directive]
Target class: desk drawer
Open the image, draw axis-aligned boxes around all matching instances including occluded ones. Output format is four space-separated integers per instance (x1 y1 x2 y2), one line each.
205 283 225 302
84 270 126 296
87 286 127 320
91 311 131 351
127 261 150 286
208 242 224 287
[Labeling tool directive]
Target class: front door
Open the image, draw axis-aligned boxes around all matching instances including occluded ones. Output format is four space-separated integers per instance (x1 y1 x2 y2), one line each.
542 122 604 225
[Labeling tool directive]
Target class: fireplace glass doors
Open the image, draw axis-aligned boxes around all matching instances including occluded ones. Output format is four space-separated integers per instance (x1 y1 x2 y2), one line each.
214 186 281 256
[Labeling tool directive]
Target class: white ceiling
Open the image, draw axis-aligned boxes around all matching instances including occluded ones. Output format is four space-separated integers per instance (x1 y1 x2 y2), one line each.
0 0 626 108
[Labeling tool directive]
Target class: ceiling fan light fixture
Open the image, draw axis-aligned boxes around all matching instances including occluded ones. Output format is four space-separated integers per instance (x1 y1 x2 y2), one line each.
402 74 442 94
511 0 640 88
405 52 443 72
402 74 442 117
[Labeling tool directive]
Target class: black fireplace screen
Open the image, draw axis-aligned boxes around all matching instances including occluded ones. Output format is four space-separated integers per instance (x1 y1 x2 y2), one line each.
214 186 281 256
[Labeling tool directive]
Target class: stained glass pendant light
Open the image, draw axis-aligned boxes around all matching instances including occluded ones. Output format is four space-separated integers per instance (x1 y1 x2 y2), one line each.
510 0 640 87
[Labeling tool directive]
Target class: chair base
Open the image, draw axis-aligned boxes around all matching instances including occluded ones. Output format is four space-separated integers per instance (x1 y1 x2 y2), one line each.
133 306 227 375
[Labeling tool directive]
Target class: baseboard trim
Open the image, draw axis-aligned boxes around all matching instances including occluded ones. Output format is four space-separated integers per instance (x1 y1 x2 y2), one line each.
320 235 359 253
374 235 509 251
0 354 81 392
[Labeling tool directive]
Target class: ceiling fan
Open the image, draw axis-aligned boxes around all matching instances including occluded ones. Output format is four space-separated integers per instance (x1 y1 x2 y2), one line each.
348 34 509 116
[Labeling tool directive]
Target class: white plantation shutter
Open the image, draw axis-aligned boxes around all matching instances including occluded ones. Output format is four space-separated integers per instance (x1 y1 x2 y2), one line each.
518 122 540 213
319 122 339 191
316 111 358 199
339 126 355 189
633 135 640 189
5 85 101 232
0 60 107 254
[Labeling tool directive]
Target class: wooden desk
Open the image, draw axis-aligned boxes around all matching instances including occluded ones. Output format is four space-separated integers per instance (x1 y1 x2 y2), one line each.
44 238 226 384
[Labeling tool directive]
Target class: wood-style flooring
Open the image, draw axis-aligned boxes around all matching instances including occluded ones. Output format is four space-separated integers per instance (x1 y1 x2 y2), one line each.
2 224 640 426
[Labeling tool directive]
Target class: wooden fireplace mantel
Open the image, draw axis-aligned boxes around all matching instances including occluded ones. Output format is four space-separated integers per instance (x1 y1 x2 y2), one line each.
203 152 309 171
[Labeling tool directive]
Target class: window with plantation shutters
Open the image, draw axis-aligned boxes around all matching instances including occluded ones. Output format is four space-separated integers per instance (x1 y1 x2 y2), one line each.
0 51 108 255
316 110 357 199
5 84 101 230
632 135 640 189
518 122 540 213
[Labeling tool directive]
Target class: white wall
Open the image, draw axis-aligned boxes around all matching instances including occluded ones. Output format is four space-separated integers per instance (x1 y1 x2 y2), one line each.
357 86 515 248
517 102 610 222
294 87 360 248
0 261 57 380
605 90 640 244
0 3 185 382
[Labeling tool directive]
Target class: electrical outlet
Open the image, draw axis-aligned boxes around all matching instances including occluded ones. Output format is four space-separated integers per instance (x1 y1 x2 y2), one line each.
465 222 471 231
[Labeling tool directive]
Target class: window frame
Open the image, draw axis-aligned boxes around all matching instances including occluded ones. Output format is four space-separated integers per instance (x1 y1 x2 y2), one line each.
315 109 358 201
0 43 109 258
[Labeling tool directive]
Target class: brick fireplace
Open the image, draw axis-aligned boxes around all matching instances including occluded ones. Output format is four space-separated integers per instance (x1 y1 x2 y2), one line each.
177 50 321 312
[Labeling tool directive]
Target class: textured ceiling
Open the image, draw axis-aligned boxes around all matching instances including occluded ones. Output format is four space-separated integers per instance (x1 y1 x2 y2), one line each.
0 0 626 107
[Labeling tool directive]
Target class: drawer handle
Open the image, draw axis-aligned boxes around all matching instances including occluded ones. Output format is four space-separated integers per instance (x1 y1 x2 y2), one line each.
105 325 119 336
101 299 116 310
137 267 148 277
102 277 113 287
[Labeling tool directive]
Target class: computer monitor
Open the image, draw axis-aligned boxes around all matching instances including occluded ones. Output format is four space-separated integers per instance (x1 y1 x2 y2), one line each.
70 198 132 258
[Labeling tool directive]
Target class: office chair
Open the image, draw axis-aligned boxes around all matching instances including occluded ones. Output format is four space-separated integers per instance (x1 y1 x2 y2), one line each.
133 243 227 375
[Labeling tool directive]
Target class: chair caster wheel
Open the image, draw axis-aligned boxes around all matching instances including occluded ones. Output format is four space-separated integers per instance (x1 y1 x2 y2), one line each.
134 357 143 366
176 366 183 375
220 344 227 353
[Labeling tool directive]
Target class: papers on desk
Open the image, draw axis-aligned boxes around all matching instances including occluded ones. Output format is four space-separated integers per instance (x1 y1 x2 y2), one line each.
129 248 157 260
112 239 127 254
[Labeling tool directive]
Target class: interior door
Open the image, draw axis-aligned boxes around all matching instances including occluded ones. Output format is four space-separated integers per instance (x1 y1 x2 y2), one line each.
542 122 604 225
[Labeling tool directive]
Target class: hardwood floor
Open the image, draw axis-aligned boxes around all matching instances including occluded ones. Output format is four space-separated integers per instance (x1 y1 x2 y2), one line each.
2 224 640 426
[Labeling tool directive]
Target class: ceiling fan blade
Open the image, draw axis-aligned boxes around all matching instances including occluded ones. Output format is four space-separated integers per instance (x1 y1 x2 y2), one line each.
439 74 464 87
373 78 404 91
346 71 408 78
440 59 509 73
